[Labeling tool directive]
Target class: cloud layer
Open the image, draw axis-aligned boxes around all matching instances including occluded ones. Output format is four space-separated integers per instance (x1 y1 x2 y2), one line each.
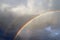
0 0 53 16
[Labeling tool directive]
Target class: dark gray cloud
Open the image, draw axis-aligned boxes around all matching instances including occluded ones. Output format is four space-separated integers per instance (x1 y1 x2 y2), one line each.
0 0 37 40
0 4 37 40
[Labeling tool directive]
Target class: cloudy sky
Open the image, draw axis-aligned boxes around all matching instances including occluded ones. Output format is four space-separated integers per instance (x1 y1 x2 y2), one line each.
0 0 52 32
0 0 54 16
0 0 60 40
0 0 60 16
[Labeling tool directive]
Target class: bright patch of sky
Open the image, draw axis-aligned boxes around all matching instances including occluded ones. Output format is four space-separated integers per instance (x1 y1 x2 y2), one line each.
45 26 60 37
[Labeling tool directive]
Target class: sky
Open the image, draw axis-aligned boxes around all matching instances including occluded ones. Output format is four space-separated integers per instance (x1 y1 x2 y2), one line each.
0 0 60 16
17 12 60 40
0 0 53 16
0 0 45 40
0 0 60 40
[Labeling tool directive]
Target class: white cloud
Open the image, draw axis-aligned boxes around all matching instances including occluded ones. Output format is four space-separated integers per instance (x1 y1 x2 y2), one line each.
0 4 10 12
0 0 52 16
11 5 27 15
11 0 36 15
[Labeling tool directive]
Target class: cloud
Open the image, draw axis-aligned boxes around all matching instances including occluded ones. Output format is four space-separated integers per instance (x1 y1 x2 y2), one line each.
0 0 53 16
0 4 10 11
0 0 49 16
